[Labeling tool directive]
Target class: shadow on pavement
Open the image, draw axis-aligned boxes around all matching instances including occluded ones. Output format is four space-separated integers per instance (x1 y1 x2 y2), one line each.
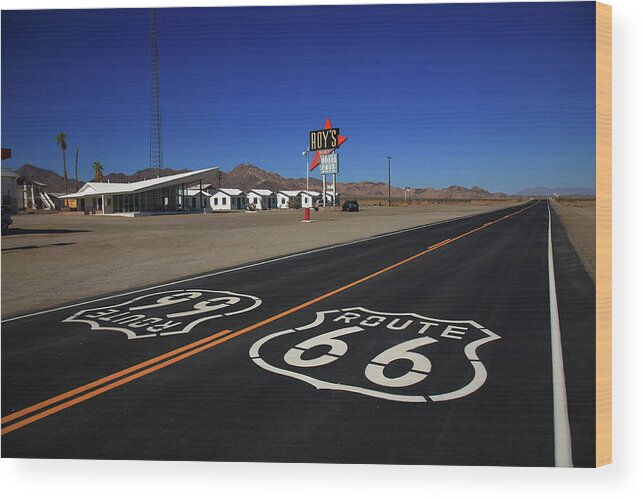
1 228 91 236
2 242 77 252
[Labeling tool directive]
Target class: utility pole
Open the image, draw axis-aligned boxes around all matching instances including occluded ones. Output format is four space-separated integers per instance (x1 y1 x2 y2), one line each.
387 156 392 207
150 8 163 178
75 146 79 192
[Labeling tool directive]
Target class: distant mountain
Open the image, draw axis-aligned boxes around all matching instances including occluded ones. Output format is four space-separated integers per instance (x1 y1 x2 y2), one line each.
15 165 192 193
514 186 595 197
15 163 509 199
408 185 508 200
216 164 508 199
218 163 315 192
16 164 85 193
103 167 191 184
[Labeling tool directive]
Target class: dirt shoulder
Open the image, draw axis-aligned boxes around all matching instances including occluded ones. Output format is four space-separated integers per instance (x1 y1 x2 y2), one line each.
551 199 596 283
1 201 520 317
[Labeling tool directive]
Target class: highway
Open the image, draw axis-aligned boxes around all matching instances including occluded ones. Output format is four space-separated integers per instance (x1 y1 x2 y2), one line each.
1 200 596 467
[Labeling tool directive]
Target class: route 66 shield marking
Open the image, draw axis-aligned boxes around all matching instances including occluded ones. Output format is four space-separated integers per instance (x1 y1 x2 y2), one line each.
249 307 500 403
63 289 261 339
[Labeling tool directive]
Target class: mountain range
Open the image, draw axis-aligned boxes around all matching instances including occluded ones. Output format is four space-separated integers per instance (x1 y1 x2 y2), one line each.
513 186 596 196
14 163 592 199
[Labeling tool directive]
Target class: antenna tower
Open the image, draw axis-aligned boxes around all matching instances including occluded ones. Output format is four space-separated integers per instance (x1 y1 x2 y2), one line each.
150 8 163 177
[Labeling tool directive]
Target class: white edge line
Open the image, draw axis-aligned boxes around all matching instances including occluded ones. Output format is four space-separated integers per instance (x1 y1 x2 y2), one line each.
547 200 574 467
2 202 530 324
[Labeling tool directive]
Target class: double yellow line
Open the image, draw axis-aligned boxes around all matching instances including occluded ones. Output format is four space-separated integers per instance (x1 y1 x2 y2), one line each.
1 201 537 436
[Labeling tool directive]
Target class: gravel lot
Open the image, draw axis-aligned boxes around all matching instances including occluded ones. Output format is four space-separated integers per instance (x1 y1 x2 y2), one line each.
552 199 596 283
1 202 519 317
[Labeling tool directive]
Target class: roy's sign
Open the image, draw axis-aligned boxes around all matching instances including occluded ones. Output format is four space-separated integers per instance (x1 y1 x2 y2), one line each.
308 118 348 171
309 128 340 151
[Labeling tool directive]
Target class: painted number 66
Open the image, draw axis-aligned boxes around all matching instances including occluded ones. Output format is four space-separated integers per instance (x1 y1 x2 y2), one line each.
283 328 438 388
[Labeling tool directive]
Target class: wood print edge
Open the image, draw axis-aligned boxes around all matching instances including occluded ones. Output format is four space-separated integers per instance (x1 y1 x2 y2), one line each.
595 0 612 468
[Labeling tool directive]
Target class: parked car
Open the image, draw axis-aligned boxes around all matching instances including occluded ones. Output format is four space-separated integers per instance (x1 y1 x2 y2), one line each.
342 200 359 212
2 205 13 231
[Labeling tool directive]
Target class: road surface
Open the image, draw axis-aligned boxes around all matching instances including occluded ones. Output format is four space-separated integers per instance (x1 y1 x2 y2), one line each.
1 200 596 467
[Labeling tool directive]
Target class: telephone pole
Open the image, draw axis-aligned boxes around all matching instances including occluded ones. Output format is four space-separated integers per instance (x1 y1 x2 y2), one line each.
387 156 392 207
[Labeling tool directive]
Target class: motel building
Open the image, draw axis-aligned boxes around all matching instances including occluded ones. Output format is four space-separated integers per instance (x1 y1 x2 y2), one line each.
246 189 278 210
186 183 213 211
59 167 218 216
1 167 56 213
210 188 248 211
276 190 302 209
300 191 318 208
301 190 336 208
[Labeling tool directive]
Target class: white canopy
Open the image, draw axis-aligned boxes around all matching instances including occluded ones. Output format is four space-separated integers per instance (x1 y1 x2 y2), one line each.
60 167 218 199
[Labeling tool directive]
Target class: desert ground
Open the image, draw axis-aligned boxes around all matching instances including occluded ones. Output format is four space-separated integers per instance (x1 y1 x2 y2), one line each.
551 199 596 283
1 201 523 317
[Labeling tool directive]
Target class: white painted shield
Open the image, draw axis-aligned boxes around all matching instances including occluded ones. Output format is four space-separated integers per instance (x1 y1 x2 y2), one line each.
63 289 261 339
249 307 500 403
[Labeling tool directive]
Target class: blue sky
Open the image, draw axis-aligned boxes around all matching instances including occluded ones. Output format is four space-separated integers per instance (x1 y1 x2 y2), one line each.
1 2 596 193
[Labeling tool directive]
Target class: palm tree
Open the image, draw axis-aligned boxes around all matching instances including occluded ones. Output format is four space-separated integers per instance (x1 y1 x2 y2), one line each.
55 132 68 194
92 161 104 182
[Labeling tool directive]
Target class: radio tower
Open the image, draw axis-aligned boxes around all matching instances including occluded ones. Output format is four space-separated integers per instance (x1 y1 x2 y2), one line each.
150 8 163 177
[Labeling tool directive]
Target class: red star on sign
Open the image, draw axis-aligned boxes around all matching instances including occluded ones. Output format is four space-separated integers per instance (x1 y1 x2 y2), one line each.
310 117 348 171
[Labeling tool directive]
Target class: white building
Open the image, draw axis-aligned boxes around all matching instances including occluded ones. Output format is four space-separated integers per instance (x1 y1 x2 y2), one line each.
1 167 52 212
1 167 20 212
59 167 218 216
186 186 213 212
300 191 321 208
300 190 336 208
199 183 214 194
210 188 247 211
246 189 277 210
276 190 302 209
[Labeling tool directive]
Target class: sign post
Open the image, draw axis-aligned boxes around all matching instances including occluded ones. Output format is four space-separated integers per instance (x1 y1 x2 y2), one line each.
319 152 339 207
333 172 337 206
301 148 312 223
322 174 326 207
308 118 348 209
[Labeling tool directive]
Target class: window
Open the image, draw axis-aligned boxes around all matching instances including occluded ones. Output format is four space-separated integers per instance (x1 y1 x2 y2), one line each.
222 197 227 205
214 198 218 206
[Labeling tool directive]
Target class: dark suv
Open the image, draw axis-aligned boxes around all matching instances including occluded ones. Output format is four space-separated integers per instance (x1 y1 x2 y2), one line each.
342 200 359 212
2 205 13 231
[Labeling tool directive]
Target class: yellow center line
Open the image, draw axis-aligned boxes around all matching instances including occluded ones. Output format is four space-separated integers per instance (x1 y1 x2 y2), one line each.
1 201 537 436
1 330 242 436
1 329 235 426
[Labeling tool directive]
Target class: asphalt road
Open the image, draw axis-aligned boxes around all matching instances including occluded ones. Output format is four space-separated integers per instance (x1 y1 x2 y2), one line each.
1 200 596 467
